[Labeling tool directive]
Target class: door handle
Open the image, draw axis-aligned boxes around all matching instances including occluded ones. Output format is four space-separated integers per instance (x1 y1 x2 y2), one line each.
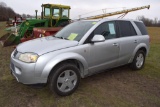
134 40 137 43
113 43 119 46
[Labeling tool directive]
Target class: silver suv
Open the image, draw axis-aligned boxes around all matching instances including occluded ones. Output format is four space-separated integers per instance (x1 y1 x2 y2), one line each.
10 19 150 96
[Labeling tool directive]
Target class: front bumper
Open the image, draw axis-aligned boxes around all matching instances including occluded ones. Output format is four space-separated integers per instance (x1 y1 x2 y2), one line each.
10 52 47 84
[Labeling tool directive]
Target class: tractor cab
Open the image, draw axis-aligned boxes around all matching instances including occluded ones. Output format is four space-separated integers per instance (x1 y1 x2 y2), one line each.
42 4 71 27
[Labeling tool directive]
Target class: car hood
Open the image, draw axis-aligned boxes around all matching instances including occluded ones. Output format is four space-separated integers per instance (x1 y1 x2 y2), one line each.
17 36 79 55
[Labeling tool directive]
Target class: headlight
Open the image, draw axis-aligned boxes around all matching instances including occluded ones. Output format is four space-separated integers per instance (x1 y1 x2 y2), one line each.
19 53 39 63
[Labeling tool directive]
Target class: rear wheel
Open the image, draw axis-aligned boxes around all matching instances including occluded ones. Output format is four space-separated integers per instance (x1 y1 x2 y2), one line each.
130 50 146 70
49 63 80 96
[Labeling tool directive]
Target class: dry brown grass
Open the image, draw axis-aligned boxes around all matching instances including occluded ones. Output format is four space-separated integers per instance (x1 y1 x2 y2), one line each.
0 22 7 38
147 27 160 44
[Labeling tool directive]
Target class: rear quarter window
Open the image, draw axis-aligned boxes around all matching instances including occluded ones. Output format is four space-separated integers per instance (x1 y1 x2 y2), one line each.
134 22 148 35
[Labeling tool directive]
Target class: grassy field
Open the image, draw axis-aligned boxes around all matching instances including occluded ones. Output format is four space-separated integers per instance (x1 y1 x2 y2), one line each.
0 22 160 107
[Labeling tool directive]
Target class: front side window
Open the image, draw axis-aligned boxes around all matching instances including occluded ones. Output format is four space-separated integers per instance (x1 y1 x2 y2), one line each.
93 21 117 39
53 8 60 17
62 9 69 17
44 8 50 16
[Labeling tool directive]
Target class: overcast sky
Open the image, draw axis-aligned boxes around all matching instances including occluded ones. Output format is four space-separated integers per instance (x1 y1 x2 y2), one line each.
1 0 159 20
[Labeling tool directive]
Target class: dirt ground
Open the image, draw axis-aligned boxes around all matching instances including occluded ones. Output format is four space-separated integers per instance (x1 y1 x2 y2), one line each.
0 26 160 107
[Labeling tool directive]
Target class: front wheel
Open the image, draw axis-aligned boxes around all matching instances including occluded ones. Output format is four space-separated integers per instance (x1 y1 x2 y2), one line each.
130 50 146 70
49 63 80 96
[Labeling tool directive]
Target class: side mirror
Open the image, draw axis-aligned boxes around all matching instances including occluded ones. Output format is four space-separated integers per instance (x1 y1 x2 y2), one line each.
91 35 105 42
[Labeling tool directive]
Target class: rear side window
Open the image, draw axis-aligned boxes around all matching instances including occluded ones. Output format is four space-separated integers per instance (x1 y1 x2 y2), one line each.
134 22 148 35
118 21 137 37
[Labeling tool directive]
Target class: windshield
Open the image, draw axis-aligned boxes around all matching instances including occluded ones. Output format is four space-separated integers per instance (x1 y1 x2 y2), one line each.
44 7 50 16
54 21 96 41
53 8 59 17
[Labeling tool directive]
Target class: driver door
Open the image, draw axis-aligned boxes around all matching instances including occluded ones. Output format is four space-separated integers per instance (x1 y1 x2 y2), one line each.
88 21 120 74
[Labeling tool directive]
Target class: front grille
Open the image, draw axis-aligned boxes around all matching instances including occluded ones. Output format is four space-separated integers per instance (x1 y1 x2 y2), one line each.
13 50 18 57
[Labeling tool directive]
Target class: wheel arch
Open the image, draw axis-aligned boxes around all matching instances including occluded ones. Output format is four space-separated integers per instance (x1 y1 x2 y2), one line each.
41 52 88 81
129 43 148 63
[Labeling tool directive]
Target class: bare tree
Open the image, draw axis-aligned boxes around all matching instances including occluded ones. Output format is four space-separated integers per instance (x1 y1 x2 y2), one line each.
137 16 160 27
0 2 7 7
0 2 21 21
22 14 27 18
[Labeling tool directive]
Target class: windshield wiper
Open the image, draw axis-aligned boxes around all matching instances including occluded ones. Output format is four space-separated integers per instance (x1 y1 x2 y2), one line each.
55 36 69 40
63 37 69 40
55 37 62 39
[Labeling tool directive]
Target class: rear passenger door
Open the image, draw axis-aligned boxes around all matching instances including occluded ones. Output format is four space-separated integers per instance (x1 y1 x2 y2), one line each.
117 20 138 65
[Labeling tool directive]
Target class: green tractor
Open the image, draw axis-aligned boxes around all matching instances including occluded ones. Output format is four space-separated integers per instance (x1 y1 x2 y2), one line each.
0 4 71 47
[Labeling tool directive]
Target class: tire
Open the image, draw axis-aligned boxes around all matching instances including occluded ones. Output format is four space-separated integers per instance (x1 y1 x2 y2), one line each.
49 63 80 96
130 50 146 70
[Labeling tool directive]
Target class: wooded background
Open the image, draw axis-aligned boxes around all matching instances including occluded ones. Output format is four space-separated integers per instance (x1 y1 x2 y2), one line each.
137 16 160 27
0 2 20 21
0 2 32 21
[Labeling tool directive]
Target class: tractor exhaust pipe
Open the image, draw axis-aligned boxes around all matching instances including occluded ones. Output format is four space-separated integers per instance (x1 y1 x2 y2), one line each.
41 4 44 19
35 10 38 19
